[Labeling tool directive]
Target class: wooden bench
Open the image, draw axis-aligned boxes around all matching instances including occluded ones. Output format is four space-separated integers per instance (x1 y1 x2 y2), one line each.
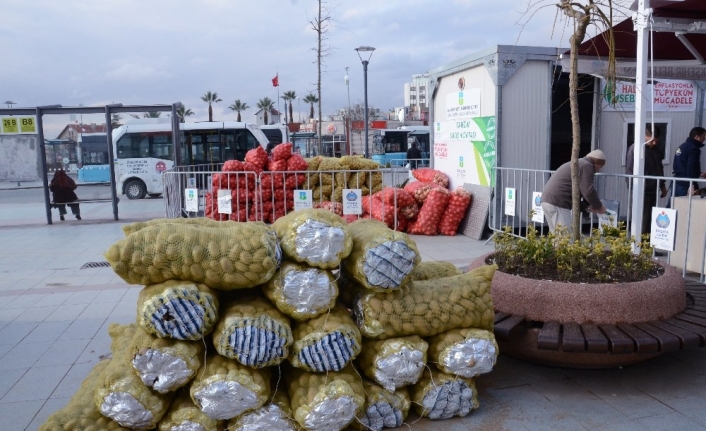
51 198 119 205
493 280 706 355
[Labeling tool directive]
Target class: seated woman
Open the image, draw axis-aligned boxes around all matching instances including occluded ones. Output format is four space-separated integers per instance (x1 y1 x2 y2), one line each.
50 169 81 221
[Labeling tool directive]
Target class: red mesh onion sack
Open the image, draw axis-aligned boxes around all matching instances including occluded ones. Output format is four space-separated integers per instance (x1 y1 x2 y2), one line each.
245 146 268 169
439 188 473 236
362 196 406 231
375 187 418 219
243 161 263 176
287 153 309 171
272 142 293 161
222 160 244 172
267 158 288 172
260 172 286 190
404 181 436 205
412 168 450 188
407 188 450 235
315 201 344 216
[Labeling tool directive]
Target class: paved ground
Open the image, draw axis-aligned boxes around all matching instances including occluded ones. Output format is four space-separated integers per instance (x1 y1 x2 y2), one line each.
0 196 705 431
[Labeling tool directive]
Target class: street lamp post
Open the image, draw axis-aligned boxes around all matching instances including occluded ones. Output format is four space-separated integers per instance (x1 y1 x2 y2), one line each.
344 67 351 155
355 46 375 158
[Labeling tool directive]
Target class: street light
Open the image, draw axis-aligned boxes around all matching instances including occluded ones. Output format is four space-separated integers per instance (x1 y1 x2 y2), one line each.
344 67 351 155
4 101 16 108
355 46 375 158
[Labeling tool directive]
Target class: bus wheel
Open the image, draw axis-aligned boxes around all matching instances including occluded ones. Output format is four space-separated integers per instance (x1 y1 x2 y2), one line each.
124 179 147 200
148 193 162 198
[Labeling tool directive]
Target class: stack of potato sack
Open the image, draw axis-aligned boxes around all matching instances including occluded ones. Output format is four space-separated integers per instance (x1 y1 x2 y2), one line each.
339 218 499 424
303 155 383 205
204 145 310 223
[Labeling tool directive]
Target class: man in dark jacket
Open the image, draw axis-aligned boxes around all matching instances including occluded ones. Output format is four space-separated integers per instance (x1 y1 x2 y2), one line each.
406 141 422 169
626 125 667 235
672 126 706 197
541 150 607 233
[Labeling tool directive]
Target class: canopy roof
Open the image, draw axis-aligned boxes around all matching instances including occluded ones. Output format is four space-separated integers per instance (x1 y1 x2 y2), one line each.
562 0 706 80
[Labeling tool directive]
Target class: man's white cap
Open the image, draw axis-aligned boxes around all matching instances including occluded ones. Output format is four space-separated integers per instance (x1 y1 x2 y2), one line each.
585 149 606 166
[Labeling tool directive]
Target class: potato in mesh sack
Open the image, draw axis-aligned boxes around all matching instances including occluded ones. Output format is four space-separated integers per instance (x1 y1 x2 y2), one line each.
353 265 496 339
212 296 293 368
410 261 463 280
38 360 129 431
356 336 428 392
122 217 239 236
342 219 420 292
290 304 362 372
105 222 280 290
412 168 450 188
317 157 343 185
227 388 301 431
287 364 365 431
403 181 436 205
95 324 174 430
130 325 205 394
427 328 498 378
263 261 338 322
189 354 271 420
157 393 218 431
340 155 379 170
350 382 411 431
137 280 219 341
411 366 479 419
273 208 352 269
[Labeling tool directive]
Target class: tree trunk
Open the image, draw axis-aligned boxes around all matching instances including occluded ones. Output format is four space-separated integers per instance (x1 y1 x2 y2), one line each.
208 105 213 122
289 102 294 125
237 112 241 122
568 14 591 241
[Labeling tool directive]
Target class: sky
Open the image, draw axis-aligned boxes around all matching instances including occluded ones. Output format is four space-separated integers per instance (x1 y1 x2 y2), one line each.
0 0 632 137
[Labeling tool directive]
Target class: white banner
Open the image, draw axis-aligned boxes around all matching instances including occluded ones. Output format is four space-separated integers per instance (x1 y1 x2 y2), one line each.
531 192 544 223
650 207 677 251
342 189 362 215
445 88 480 120
601 79 696 112
184 188 198 212
217 189 232 215
504 188 516 217
293 190 313 211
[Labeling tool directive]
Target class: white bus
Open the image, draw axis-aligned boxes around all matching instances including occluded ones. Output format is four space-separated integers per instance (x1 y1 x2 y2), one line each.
113 119 269 199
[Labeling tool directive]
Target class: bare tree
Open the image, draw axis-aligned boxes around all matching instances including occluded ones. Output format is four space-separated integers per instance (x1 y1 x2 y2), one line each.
310 0 332 153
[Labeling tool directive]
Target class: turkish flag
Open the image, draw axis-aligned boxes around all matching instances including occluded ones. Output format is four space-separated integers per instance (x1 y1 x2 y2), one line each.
272 74 279 87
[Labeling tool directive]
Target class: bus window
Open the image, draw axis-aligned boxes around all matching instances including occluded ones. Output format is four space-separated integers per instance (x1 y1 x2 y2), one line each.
151 133 174 160
207 133 222 162
116 133 150 159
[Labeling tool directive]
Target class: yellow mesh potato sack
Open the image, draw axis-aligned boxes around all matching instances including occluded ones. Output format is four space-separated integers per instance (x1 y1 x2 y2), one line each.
123 217 243 236
157 393 219 431
105 222 280 289
272 209 352 269
410 261 463 280
427 328 498 378
212 296 293 368
290 304 362 372
137 280 219 340
316 157 342 185
263 261 338 322
356 336 427 392
189 354 271 420
227 388 301 431
38 361 129 431
342 219 420 292
287 364 365 431
130 325 204 394
353 265 496 339
411 366 479 419
95 324 175 430
350 382 411 431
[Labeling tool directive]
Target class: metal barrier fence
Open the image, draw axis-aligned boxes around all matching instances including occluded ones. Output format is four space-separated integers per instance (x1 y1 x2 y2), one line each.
490 166 706 280
163 165 413 226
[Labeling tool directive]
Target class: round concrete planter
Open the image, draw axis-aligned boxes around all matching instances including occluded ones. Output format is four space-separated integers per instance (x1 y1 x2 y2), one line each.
470 253 686 368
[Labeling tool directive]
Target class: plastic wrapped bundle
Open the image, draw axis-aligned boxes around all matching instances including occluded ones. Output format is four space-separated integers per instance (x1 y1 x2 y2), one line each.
272 208 352 269
342 219 420 292
227 389 301 431
95 324 174 430
157 393 219 431
189 354 271 420
104 222 280 290
427 328 498 378
212 296 293 368
411 366 478 419
130 326 205 393
122 217 239 236
409 261 463 281
350 382 411 431
353 265 496 339
263 261 338 322
356 336 428 392
287 364 365 431
137 280 219 341
38 361 130 431
290 304 362 372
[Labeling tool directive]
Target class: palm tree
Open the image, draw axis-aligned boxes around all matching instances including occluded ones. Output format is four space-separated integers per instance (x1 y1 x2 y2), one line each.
228 99 250 122
176 106 194 123
257 97 275 125
110 113 123 128
303 94 319 120
130 111 161 119
201 91 222 122
283 90 296 124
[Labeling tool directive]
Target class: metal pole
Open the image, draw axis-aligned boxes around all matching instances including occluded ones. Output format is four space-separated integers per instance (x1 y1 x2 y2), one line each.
36 108 52 225
105 105 119 221
363 60 369 159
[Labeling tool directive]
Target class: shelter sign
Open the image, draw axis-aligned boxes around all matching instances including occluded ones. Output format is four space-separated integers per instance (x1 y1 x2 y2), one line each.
0 116 37 134
601 79 696 112
433 116 496 189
